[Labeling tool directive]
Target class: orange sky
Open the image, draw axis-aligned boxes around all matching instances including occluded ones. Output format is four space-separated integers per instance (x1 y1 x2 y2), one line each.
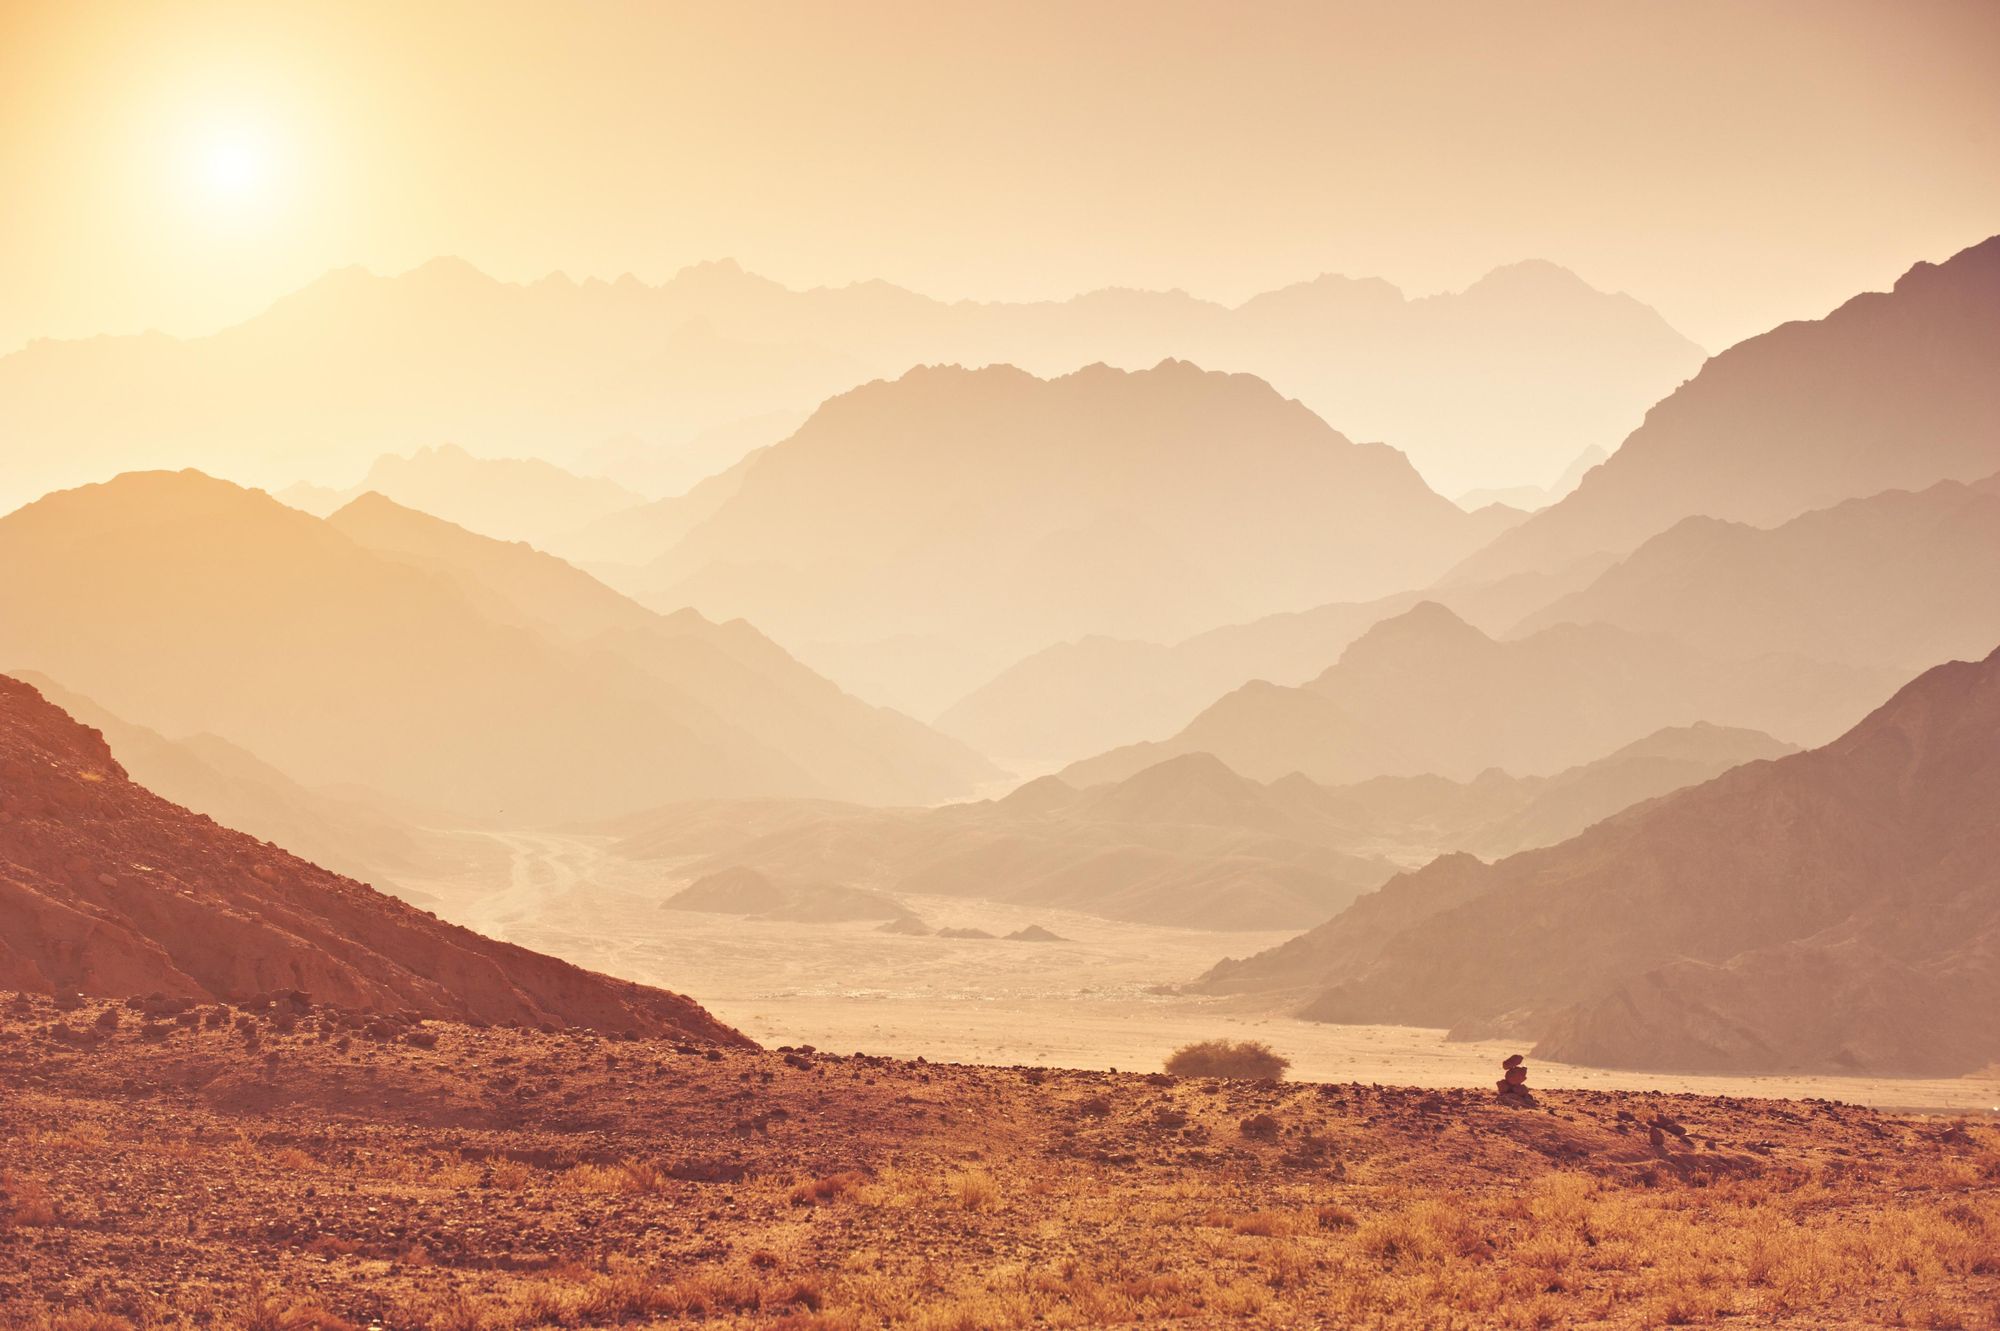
2 0 1996 354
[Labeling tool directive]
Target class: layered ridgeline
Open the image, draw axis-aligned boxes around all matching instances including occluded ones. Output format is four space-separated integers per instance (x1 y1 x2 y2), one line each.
1061 602 1892 787
950 237 2000 767
280 444 646 552
600 725 1787 933
1452 233 2000 586
9 672 445 898
938 558 1613 766
959 467 2000 769
1512 472 2000 675
1204 646 2000 1076
0 675 744 1041
0 252 1701 510
0 472 991 822
614 361 1521 713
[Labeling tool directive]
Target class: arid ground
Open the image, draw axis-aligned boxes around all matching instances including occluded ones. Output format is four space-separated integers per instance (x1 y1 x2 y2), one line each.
8 993 1995 1331
400 830 2000 1116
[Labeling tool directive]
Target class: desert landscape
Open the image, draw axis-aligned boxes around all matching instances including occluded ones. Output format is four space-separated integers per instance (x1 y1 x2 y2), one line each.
4 2 2000 1327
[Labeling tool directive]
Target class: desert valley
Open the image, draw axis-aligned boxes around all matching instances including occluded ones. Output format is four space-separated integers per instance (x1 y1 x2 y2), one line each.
5 3 2000 1328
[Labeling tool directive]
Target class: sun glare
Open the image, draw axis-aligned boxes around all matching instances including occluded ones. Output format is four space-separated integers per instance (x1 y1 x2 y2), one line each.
183 122 280 215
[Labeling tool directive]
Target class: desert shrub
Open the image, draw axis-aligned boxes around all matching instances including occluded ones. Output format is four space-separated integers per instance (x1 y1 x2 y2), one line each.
1164 1039 1290 1080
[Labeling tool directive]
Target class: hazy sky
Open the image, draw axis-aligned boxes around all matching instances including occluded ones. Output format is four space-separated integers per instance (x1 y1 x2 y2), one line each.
3 0 1996 355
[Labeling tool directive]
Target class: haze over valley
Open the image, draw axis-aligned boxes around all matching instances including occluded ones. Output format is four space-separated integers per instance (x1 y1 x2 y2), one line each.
6 4 2000 1328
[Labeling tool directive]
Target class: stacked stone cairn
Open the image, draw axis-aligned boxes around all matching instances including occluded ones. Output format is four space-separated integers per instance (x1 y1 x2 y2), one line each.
1496 1053 1536 1106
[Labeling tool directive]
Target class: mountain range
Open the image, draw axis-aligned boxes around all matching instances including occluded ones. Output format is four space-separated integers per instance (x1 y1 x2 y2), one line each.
279 444 646 551
936 558 1614 764
1060 601 1892 787
0 673 743 1041
608 360 1522 713
0 253 1703 511
1512 472 2000 674
601 721 1787 933
0 472 990 822
1452 234 2000 587
1203 645 2000 1075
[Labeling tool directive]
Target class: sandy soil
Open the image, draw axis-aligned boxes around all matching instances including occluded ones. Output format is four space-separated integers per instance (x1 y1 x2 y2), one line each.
396 829 2000 1116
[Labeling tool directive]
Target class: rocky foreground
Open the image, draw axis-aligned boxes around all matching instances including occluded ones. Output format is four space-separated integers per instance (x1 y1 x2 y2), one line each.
3 993 1995 1331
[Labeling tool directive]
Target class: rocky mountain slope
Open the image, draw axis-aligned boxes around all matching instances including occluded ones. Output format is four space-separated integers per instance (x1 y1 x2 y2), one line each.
1203 645 2000 1075
6 672 453 898
0 674 744 1041
1452 233 2000 586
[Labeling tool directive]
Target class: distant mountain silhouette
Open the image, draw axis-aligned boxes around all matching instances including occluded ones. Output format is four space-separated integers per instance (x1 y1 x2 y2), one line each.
604 752 1398 931
617 361 1520 713
548 445 770 569
0 472 991 822
9 672 444 898
1457 446 1607 513
602 723 1785 933
1202 645 2000 1076
938 557 1612 764
1061 602 1894 786
0 674 744 1041
1452 233 2000 586
1512 473 2000 674
280 444 644 551
0 254 1701 510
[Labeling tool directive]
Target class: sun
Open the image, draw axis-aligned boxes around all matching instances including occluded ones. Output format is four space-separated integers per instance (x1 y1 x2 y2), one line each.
182 122 281 216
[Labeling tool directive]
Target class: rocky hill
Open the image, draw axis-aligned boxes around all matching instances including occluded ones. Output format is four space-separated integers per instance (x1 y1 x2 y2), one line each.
0 674 744 1041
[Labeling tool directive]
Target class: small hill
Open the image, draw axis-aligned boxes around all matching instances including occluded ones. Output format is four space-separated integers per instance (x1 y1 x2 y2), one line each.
1454 233 2000 585
663 867 910 923
0 674 744 1042
1203 646 2000 1075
